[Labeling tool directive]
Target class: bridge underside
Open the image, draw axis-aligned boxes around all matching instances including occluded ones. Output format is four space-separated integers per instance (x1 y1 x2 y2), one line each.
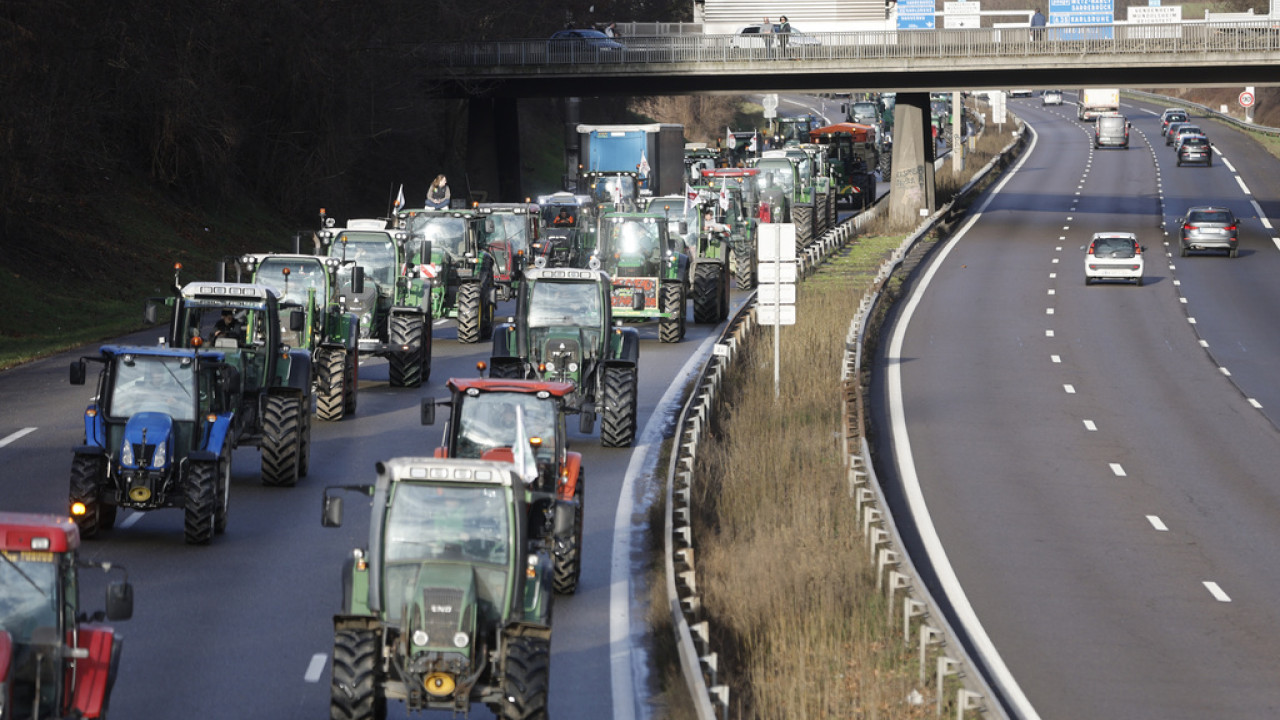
437 55 1280 98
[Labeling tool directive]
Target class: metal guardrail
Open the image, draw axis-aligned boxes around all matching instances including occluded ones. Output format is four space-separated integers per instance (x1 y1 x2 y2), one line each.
1125 89 1280 137
425 21 1280 68
664 115 1028 719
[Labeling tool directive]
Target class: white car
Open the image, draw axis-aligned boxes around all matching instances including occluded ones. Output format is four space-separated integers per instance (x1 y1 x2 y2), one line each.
1083 232 1144 286
1042 90 1063 105
1009 89 1034 98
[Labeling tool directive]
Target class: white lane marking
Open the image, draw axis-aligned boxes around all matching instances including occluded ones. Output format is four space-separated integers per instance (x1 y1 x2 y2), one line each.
1110 463 1126 477
1064 384 1075 394
886 121 1045 720
612 329 719 720
1199 339 1209 348
1204 582 1232 603
1251 200 1266 218
0 427 37 448
1046 329 1055 337
119 512 144 529
1179 298 1188 304
304 653 328 682
1249 398 1264 409
1047 289 1056 296
1051 258 1059 264
1083 420 1097 431
1220 367 1232 376
1049 272 1057 279
1222 157 1237 173
1146 515 1169 531
1272 238 1280 253
1235 176 1251 195
1051 355 1061 363
1046 308 1054 315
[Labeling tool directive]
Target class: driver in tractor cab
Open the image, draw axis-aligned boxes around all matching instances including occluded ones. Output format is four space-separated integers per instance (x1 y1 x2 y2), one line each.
553 207 575 226
211 309 245 345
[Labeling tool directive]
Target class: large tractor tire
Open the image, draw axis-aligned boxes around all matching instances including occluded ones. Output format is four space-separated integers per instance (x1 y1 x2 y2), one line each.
734 243 756 291
490 361 525 380
495 636 551 720
316 348 347 421
261 395 303 487
215 446 231 534
331 628 386 720
344 349 358 416
554 470 584 595
815 192 830 236
184 461 218 545
456 282 485 344
860 176 877 211
69 454 113 538
658 282 685 344
600 365 638 448
792 204 813 251
692 263 724 324
878 153 892 182
388 314 429 387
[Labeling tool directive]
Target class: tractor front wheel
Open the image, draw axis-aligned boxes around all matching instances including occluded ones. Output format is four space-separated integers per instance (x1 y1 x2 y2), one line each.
553 470 585 595
496 636 551 720
316 348 346 421
70 454 112 538
184 461 218 545
388 314 429 387
658 283 685 344
734 245 756 291
692 264 724 325
261 395 303 487
331 628 386 720
343 348 359 416
600 365 638 448
456 283 485 344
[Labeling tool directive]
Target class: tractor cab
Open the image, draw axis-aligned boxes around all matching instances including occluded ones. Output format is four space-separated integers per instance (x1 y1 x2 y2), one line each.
582 171 640 213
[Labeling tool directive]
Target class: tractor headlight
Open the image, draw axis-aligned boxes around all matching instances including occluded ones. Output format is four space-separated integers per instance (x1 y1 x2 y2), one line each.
152 443 166 468
568 362 579 373
544 361 555 372
120 442 134 466
412 629 429 647
453 632 469 648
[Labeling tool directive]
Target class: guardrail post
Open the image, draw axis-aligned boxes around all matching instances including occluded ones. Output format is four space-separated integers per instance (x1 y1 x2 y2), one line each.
875 548 898 591
902 597 926 643
886 570 911 624
956 689 983 720
918 624 945 683
936 656 962 718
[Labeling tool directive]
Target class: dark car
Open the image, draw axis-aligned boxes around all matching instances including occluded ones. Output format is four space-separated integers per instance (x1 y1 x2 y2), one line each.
549 29 624 53
1161 110 1189 136
1164 121 1191 145
1178 206 1238 257
1168 123 1203 147
1176 135 1213 167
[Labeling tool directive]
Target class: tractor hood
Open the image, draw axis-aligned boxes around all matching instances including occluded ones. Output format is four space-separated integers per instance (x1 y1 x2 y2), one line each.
120 412 175 470
403 563 480 655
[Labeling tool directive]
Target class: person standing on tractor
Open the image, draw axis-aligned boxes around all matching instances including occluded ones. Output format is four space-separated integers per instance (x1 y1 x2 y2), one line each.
425 174 451 209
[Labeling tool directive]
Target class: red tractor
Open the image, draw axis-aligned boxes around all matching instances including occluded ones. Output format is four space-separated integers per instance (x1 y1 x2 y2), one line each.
0 512 134 720
422 376 586 594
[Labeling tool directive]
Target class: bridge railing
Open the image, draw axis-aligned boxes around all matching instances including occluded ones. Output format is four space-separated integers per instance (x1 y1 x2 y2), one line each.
424 20 1280 67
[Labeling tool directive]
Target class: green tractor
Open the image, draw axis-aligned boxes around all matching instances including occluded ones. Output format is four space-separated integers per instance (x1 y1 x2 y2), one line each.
750 149 827 251
644 194 733 324
238 252 360 421
477 203 537 301
489 267 641 447
591 211 691 343
322 457 554 720
534 192 598 269
316 213 434 385
699 168 762 290
581 171 640 213
151 278 314 489
396 207 497 345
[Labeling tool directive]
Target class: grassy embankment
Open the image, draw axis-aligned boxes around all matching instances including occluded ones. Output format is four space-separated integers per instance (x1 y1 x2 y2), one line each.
647 125 1022 719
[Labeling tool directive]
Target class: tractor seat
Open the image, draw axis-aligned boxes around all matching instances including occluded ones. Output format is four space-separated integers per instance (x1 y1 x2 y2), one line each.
214 337 239 349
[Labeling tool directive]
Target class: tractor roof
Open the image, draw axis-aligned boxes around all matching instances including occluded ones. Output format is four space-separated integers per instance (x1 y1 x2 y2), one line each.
701 168 760 178
537 192 593 206
523 267 610 284
98 344 225 362
378 457 520 489
180 281 279 304
0 512 78 552
448 377 576 398
809 122 875 143
477 203 537 214
346 218 389 230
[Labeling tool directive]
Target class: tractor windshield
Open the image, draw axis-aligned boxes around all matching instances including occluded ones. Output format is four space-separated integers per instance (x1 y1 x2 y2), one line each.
0 552 58 644
331 233 397 286
754 161 795 195
256 258 326 307
405 215 469 259
602 217 662 259
382 484 511 622
528 280 602 328
587 176 637 206
489 213 531 254
107 355 197 422
455 391 558 463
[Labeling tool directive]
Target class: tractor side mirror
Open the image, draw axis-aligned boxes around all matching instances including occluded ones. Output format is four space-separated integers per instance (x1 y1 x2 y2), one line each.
579 410 596 434
419 240 433 263
105 581 134 621
350 266 365 295
322 494 344 528
677 221 688 235
421 398 437 426
484 218 496 234
70 360 86 386
144 299 160 325
289 310 305 332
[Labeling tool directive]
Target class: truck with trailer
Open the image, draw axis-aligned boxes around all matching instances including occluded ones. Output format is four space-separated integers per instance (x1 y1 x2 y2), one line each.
1077 88 1121 121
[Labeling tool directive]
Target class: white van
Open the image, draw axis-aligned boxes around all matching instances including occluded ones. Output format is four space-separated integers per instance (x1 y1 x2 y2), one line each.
1094 113 1130 149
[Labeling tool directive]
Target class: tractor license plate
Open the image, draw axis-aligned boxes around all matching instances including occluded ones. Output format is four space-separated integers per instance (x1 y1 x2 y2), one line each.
612 278 658 310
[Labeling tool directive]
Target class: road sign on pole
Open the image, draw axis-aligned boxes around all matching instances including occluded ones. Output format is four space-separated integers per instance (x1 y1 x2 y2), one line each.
756 223 798 398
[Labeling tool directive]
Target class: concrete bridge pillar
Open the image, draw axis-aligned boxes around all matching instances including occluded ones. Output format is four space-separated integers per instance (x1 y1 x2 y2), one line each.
465 97 523 203
889 92 936 227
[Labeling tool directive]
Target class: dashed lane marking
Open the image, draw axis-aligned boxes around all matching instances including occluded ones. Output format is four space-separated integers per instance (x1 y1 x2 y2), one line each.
0 427 37 448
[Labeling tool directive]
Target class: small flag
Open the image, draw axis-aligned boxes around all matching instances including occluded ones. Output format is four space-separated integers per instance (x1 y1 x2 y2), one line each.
512 406 539 486
638 150 651 178
684 183 697 214
719 177 730 212
748 134 758 153
726 126 736 150
394 184 405 211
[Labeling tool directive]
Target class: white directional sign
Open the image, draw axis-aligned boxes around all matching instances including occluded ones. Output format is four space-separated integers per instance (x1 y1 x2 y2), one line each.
757 224 796 261
758 304 796 326
757 262 797 284
757 283 796 305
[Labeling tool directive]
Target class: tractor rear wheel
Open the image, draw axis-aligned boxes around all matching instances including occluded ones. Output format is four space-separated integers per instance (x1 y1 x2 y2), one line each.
490 360 525 380
496 636 550 720
316 348 346 421
734 244 755 290
388 314 429 387
331 628 386 720
70 454 111 538
600 365 638 448
658 283 685 344
554 470 585 595
343 349 359 416
261 395 303 487
456 283 484 344
792 204 813 251
184 461 217 545
215 446 231 534
692 264 724 324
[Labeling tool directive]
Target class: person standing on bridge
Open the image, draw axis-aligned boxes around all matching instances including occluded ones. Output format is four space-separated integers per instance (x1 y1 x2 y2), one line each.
760 18 774 57
1030 9 1046 41
778 16 791 56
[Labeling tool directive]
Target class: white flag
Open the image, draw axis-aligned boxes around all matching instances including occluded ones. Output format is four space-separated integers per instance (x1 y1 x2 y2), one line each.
394 184 405 211
511 406 539 486
726 127 736 150
638 150 651 178
719 177 729 212
748 134 758 153
684 183 696 214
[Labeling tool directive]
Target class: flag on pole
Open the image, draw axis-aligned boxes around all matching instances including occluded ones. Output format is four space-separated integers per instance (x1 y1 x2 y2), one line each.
638 150 651 178
726 126 736 150
684 183 697 214
748 134 758 153
719 177 730 212
394 184 405 211
511 406 539 486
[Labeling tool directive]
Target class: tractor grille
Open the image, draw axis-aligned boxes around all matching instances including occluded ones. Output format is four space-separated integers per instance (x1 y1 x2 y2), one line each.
131 443 156 467
614 265 647 278
543 337 581 373
420 587 465 644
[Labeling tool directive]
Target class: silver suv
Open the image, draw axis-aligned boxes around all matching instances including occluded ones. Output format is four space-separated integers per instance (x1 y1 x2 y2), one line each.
1178 206 1238 258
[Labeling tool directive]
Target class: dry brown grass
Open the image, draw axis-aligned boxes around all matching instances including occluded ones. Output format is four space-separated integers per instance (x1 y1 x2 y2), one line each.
659 121 1020 719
